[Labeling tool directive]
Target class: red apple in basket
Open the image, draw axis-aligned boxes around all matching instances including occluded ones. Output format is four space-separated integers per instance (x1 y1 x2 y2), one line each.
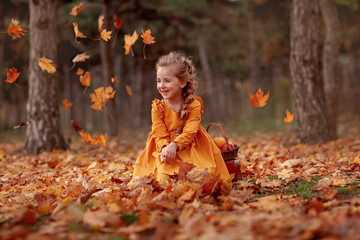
220 142 235 151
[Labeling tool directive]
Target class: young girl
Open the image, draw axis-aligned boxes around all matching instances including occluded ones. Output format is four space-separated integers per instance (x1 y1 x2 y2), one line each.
131 51 231 185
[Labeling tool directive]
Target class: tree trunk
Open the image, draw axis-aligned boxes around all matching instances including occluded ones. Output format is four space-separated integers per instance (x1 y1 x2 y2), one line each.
101 0 117 136
25 0 68 154
319 0 341 137
290 0 336 144
0 1 4 132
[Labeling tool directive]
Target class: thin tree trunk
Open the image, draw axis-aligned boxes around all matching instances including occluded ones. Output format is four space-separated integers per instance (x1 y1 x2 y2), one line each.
101 0 117 136
25 0 68 154
0 1 5 132
319 0 341 137
290 0 336 144
247 11 258 92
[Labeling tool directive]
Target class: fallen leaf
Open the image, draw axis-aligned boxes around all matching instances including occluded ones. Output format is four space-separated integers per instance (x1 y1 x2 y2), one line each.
100 29 112 42
126 85 132 96
284 109 294 123
7 18 27 40
73 22 87 43
331 178 347 187
80 71 91 87
79 130 107 147
90 86 115 111
249 88 269 107
62 99 73 110
38 57 56 74
124 30 138 55
70 2 83 16
5 68 20 83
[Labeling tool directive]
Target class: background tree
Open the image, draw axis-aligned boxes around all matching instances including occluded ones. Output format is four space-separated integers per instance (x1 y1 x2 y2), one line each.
290 0 336 144
24 0 68 153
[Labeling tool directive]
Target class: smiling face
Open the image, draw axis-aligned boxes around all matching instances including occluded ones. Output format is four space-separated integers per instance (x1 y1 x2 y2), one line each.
156 65 187 102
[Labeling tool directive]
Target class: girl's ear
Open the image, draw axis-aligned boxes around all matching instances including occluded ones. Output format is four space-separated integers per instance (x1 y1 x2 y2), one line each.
180 81 187 89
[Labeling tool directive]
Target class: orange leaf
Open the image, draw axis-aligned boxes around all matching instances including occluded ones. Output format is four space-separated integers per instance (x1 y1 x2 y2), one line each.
73 22 87 43
76 67 85 75
5 68 20 83
126 85 132 96
38 57 56 74
124 30 138 55
72 52 90 63
113 15 123 30
79 130 107 147
178 161 196 181
80 71 91 87
90 86 115 111
111 76 118 83
248 88 269 107
98 15 104 32
141 29 156 45
7 18 27 40
284 109 294 123
62 99 73 110
70 2 83 16
100 29 112 42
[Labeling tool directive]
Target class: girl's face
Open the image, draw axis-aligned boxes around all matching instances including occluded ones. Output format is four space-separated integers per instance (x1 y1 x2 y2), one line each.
156 65 186 102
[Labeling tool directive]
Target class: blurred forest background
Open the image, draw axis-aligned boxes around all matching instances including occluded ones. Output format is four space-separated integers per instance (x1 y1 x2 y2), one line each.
1 0 360 140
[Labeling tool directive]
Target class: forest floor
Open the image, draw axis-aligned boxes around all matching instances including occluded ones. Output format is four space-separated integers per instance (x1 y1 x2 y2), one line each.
1 119 360 240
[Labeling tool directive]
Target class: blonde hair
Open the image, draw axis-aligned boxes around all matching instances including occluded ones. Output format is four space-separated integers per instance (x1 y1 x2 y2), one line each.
156 51 198 136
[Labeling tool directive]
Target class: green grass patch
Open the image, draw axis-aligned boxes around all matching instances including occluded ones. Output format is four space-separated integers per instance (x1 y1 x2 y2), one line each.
121 213 139 226
285 177 321 199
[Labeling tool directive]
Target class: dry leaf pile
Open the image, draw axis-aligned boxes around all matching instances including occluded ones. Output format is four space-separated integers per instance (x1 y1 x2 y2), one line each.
1 125 360 239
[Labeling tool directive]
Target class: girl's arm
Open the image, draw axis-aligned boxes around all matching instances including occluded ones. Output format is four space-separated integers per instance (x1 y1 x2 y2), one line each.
173 99 202 150
151 99 171 152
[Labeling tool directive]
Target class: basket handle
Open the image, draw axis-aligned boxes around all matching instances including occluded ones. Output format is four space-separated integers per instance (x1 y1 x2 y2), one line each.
206 123 229 145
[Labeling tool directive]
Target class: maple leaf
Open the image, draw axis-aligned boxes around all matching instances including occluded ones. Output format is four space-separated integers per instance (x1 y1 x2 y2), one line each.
38 57 56 74
284 109 294 123
62 99 73 110
98 15 104 32
5 68 20 83
111 76 118 83
126 85 132 96
79 130 107 147
248 88 269 107
90 86 115 111
71 120 82 132
178 161 196 181
76 67 84 75
70 2 83 16
124 30 138 56
80 71 91 87
72 52 90 63
141 29 156 59
7 18 27 40
100 29 112 42
113 15 123 30
73 22 87 43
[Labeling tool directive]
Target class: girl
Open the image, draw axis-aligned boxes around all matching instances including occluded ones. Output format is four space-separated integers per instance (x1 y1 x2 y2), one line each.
131 51 231 185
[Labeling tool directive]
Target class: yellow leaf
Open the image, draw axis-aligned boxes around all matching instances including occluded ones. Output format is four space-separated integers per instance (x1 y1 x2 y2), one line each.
79 130 107 147
124 30 138 55
248 88 269 107
331 178 347 187
141 29 156 45
354 155 360 164
73 22 87 43
100 29 112 42
90 86 115 111
284 109 294 123
80 71 91 87
38 57 56 74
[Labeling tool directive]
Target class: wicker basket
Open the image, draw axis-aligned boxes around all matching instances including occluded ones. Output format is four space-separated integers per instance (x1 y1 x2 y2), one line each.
206 123 239 161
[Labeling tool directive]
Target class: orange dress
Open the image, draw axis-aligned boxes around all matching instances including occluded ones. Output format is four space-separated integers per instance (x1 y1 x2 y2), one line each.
132 97 231 185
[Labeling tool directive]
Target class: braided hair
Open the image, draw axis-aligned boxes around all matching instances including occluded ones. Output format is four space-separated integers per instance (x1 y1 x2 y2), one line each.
155 51 198 136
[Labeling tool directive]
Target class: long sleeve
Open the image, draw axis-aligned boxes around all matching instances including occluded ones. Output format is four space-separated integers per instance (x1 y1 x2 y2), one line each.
151 99 171 152
173 98 203 150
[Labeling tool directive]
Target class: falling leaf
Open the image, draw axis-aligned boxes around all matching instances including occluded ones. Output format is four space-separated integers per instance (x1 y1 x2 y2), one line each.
90 86 115 111
80 71 91 87
124 30 138 56
71 120 82 132
79 130 107 147
141 29 156 59
70 2 83 16
62 99 73 110
7 18 27 40
76 68 84 75
5 68 20 83
126 85 132 96
38 57 56 74
284 109 294 123
13 119 32 129
113 15 123 30
73 22 87 43
111 76 118 83
249 88 269 107
98 15 105 32
100 29 112 42
72 53 90 63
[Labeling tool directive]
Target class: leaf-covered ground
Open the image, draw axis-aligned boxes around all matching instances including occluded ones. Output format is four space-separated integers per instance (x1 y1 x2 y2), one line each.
1 124 360 240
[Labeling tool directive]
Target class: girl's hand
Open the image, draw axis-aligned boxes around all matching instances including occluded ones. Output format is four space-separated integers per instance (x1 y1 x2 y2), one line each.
161 142 178 162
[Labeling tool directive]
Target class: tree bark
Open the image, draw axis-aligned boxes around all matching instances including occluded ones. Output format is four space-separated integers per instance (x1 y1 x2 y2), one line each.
319 0 341 137
100 0 117 136
290 0 336 144
25 0 68 154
